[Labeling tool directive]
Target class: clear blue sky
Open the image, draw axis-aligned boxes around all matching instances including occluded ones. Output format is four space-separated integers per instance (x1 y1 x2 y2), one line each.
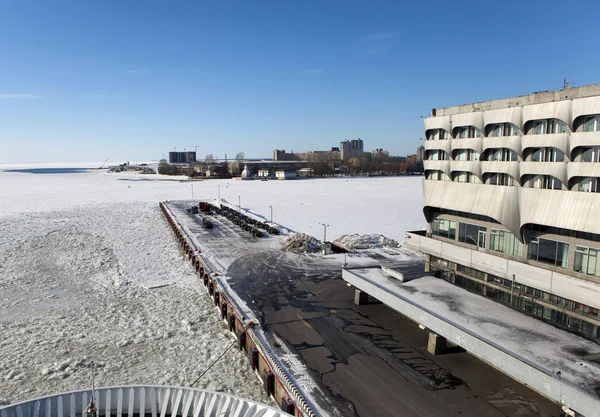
1 0 599 163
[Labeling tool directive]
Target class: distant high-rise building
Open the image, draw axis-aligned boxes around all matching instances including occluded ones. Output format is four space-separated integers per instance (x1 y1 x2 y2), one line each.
273 149 286 161
169 151 196 164
340 138 364 161
416 145 425 161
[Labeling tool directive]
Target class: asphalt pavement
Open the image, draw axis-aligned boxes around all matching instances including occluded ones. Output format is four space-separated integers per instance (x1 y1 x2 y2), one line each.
170 201 562 417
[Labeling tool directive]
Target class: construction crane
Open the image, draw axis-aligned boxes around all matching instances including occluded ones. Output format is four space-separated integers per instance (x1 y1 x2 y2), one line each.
187 145 201 154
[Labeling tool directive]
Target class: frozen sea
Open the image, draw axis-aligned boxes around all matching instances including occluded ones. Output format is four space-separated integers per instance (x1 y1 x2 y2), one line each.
0 163 425 404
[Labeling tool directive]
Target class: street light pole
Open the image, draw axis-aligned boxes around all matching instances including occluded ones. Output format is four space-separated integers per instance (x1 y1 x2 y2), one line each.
510 274 516 305
269 205 273 223
238 195 241 209
191 183 194 201
320 223 329 242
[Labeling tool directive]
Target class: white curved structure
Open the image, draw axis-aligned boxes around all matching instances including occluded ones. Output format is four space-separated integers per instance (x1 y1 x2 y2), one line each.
450 160 482 180
414 83 600 342
423 138 451 154
569 131 600 157
481 135 522 157
0 386 285 417
450 137 482 154
480 161 520 183
521 133 570 158
519 161 567 186
423 160 451 176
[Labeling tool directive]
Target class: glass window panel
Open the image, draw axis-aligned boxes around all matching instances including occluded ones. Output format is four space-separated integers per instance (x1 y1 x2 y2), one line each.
580 177 591 192
537 239 557 265
587 250 597 275
583 116 598 132
527 240 538 260
574 250 586 273
557 120 567 133
557 242 569 268
594 250 600 276
533 122 545 135
432 219 440 235
551 177 563 190
448 220 456 240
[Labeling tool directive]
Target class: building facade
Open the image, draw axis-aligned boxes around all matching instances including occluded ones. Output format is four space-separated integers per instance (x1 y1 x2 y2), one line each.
416 145 425 162
169 151 196 164
340 138 364 161
406 83 600 341
272 149 298 161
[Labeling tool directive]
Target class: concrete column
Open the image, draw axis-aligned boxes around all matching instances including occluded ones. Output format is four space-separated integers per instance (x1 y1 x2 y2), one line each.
354 289 369 305
424 254 431 272
427 332 447 355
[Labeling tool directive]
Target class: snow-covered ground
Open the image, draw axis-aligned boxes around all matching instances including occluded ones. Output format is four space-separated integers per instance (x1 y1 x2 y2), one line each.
0 164 424 404
0 203 272 403
0 164 425 243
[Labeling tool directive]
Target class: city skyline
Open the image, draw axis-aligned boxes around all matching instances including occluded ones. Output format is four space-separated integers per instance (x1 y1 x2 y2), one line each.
1 0 600 163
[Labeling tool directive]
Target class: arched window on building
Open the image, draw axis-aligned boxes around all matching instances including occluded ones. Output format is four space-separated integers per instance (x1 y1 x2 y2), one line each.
485 148 518 161
486 123 521 137
526 118 568 135
522 174 563 190
524 147 566 162
455 126 483 139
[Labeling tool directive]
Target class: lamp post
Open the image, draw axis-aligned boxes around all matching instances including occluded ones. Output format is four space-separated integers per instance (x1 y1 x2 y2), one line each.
320 223 329 242
510 274 516 305
190 183 194 201
238 195 241 209
269 205 273 223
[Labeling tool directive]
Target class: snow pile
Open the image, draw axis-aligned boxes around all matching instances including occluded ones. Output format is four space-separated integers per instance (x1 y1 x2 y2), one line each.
334 234 399 250
283 233 321 253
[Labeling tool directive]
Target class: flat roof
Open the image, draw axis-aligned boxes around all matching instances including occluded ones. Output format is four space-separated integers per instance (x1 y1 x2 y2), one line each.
432 82 600 116
344 268 600 390
343 268 600 415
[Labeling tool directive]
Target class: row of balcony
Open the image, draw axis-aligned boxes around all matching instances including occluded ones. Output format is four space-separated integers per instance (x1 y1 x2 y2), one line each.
424 160 600 188
422 180 600 242
423 131 599 159
424 96 600 137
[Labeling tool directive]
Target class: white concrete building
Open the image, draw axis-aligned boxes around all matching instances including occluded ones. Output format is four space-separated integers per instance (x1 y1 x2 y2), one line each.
406 83 600 341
